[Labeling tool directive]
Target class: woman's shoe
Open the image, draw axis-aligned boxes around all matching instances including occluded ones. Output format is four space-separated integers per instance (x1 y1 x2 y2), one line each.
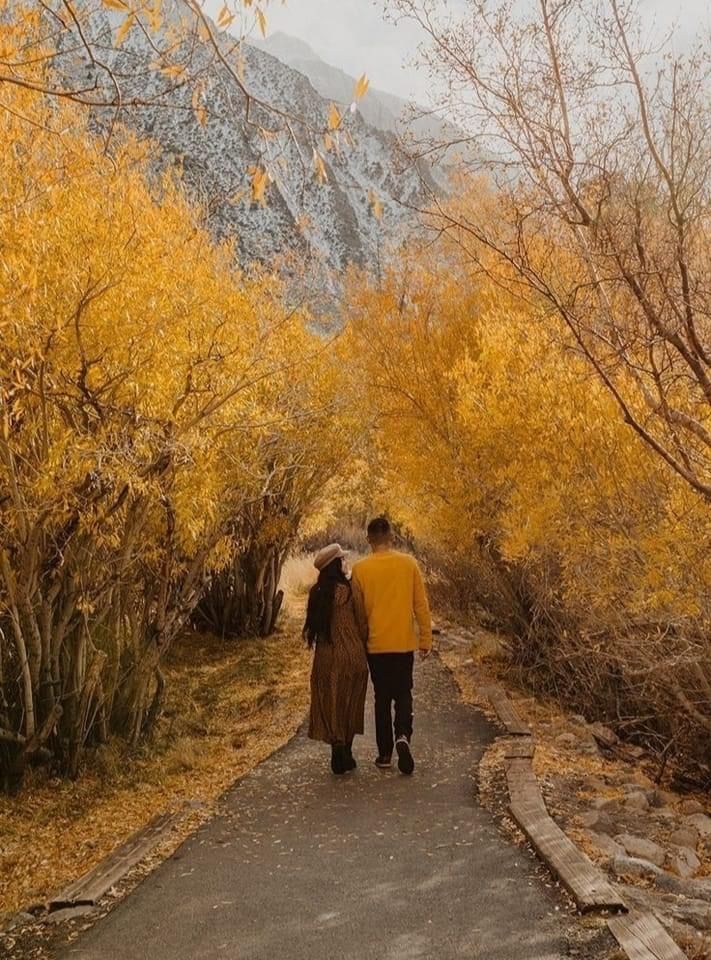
331 744 347 775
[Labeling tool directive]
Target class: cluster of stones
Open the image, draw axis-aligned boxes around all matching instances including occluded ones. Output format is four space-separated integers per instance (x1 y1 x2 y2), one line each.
544 717 710 951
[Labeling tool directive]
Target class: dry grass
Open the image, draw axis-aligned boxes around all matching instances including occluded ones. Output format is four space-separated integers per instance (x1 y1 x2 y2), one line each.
279 552 317 604
0 621 311 921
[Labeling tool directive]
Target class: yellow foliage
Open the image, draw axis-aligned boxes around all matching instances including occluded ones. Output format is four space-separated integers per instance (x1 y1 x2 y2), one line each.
343 243 711 631
0 32 352 780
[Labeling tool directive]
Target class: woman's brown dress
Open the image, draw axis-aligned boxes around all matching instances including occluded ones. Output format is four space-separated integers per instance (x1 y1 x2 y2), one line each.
308 582 368 744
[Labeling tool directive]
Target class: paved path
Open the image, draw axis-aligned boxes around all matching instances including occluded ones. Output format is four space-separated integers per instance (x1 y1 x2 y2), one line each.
60 655 583 960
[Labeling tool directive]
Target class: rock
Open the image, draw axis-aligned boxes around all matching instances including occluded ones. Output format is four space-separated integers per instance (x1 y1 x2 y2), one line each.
596 815 621 837
660 895 711 931
570 714 587 726
586 832 625 859
668 845 702 879
616 833 667 867
624 791 650 812
656 872 711 902
680 799 706 815
686 813 711 837
581 808 620 836
612 855 662 880
583 776 610 793
588 721 619 747
670 827 700 849
3 911 36 932
626 745 646 759
556 732 579 748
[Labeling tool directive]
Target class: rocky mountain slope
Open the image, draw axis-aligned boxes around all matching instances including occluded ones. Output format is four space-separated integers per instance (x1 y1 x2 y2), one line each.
254 31 464 151
56 7 436 275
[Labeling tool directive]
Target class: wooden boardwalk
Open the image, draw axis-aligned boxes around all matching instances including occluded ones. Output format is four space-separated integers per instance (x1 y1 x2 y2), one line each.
482 684 626 914
608 911 687 960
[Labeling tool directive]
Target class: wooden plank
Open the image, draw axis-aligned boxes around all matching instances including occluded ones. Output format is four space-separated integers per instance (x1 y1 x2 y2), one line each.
608 911 687 960
503 737 535 759
480 685 531 736
505 758 625 913
50 811 182 908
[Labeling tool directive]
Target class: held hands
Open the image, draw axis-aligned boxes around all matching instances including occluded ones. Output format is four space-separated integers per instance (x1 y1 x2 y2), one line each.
419 647 432 660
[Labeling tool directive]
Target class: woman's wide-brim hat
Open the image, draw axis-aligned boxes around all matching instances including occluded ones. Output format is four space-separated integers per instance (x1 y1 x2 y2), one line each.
313 543 347 571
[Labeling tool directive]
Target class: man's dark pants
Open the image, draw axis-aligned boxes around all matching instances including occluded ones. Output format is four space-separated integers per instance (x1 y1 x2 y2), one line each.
367 652 414 759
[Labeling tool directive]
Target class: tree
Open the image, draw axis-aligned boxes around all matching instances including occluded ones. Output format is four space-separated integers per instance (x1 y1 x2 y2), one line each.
0 78 350 788
393 0 711 500
344 242 711 773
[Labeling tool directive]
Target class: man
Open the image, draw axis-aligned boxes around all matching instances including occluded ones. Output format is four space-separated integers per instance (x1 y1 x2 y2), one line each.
351 516 432 775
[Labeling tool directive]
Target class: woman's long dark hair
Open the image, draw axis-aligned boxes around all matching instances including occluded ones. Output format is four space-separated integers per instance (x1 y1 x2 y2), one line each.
303 558 351 647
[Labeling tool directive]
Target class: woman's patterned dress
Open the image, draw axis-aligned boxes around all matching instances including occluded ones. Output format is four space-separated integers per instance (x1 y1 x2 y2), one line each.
308 582 368 744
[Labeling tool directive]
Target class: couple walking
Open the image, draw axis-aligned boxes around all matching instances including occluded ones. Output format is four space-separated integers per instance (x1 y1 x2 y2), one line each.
303 516 432 775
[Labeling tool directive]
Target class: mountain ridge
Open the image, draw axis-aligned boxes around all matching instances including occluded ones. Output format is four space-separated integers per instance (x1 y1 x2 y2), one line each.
54 8 435 278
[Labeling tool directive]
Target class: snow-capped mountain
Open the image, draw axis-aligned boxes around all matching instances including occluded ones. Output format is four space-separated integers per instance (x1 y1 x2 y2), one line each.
54 6 438 274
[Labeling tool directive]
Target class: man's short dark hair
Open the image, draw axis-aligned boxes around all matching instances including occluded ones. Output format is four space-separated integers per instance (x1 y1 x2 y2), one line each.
367 516 391 539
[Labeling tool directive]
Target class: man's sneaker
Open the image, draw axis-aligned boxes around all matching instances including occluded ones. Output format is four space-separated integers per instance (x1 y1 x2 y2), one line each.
374 755 392 769
395 736 415 775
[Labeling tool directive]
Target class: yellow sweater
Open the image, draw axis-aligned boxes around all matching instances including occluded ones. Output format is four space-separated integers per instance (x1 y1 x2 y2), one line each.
351 550 432 654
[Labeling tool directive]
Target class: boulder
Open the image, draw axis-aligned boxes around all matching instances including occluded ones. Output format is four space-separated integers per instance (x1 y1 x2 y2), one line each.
685 813 711 837
680 799 706 815
656 873 711 902
584 776 610 793
624 791 650 812
660 895 711 931
586 832 625 859
588 722 619 747
668 845 702 879
670 826 700 850
612 855 662 880
581 808 620 836
580 810 601 829
615 833 666 867
556 732 579 749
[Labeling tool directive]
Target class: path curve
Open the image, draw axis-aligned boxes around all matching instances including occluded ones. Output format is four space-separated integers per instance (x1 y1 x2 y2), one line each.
60 655 589 960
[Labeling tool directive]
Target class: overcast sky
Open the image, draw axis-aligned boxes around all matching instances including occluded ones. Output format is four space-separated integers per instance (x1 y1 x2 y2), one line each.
248 0 709 104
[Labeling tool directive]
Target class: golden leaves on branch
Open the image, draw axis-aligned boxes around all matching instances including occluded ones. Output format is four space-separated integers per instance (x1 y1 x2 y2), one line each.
115 13 135 45
368 189 383 221
255 7 267 37
216 3 235 29
328 103 342 131
248 165 269 205
312 149 327 184
353 73 370 101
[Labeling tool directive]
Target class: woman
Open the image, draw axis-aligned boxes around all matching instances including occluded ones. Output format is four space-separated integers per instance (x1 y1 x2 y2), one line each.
304 543 368 774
